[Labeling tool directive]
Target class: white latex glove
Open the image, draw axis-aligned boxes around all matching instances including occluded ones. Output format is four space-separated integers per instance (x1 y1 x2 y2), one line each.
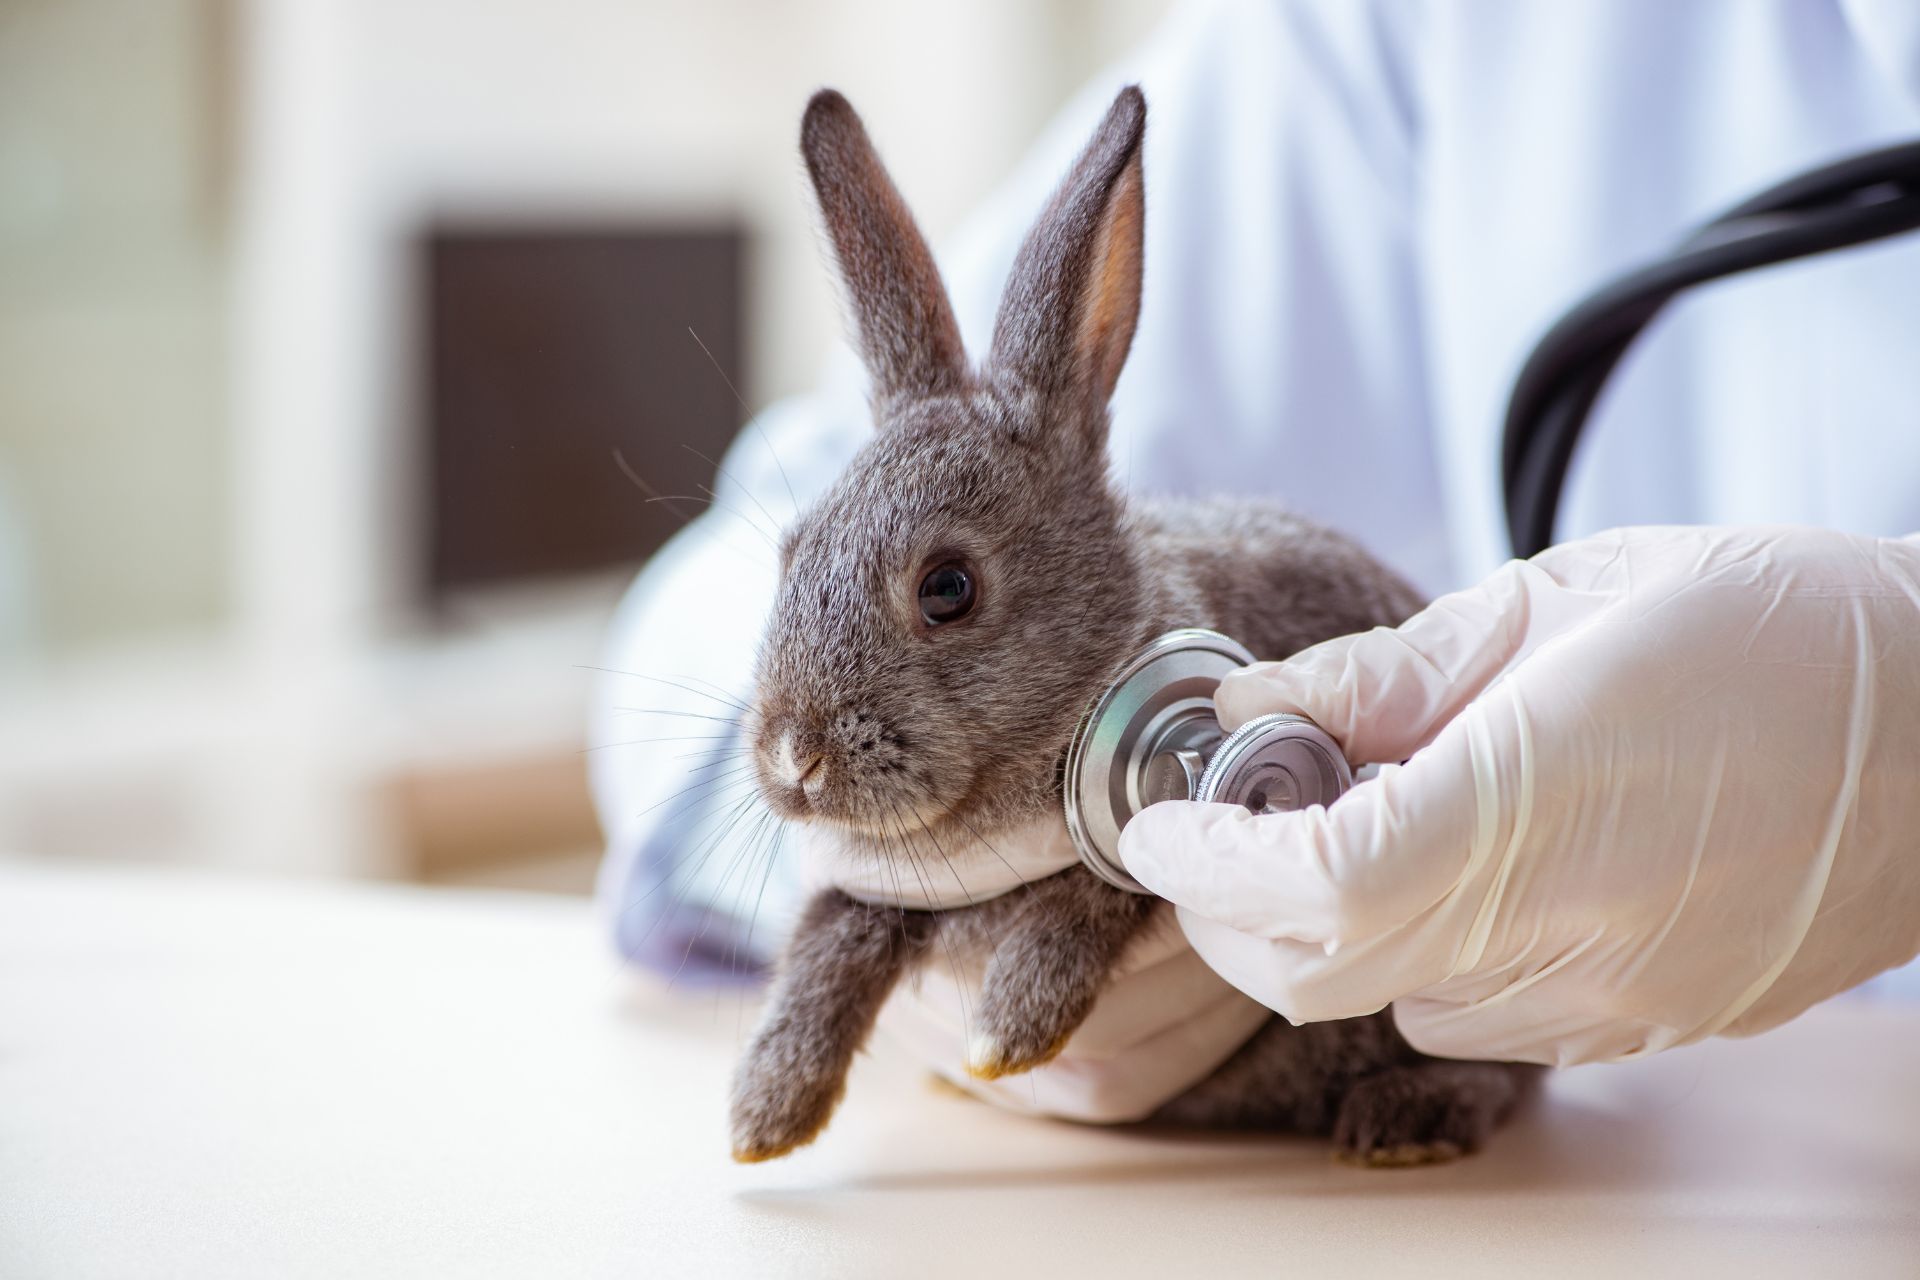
1119 525 1920 1068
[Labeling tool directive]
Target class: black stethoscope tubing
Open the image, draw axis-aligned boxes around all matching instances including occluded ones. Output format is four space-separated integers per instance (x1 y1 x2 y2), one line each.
1501 139 1920 559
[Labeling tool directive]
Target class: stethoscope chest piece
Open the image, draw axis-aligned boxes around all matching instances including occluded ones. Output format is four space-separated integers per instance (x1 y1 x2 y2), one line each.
1064 628 1355 894
1196 713 1352 814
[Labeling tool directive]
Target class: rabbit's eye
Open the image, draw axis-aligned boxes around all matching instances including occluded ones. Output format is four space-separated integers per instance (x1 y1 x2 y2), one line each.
917 562 976 626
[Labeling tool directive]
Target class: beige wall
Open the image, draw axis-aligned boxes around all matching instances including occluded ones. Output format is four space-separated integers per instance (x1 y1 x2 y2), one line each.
0 0 233 655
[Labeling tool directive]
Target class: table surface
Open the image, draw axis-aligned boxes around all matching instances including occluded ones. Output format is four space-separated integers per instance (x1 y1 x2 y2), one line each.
2 861 1916 1279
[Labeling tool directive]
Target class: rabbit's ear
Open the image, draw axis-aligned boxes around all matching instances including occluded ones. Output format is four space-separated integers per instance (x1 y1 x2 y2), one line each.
801 90 967 404
988 87 1145 421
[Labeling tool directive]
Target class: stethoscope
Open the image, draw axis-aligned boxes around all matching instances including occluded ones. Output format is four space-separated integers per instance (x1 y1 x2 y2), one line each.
1068 138 1920 894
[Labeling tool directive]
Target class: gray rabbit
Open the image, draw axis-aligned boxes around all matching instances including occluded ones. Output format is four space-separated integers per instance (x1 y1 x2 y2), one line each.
729 86 1535 1165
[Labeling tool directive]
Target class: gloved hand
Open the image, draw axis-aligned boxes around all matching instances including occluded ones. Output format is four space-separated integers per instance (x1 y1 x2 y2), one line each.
1119 525 1920 1067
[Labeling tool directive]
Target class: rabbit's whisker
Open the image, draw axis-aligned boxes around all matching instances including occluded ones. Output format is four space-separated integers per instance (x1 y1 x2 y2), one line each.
912 811 976 910
734 811 788 984
611 447 777 567
688 325 799 518
648 786 771 976
582 738 748 758
946 806 1064 933
668 744 755 767
637 488 780 555
607 706 744 727
579 668 754 715
696 805 769 950
886 798 973 1039
626 763 759 825
614 780 761 943
692 477 782 546
875 810 923 975
681 441 785 542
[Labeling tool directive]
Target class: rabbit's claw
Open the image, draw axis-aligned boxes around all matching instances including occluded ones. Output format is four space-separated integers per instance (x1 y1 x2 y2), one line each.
963 1027 1072 1081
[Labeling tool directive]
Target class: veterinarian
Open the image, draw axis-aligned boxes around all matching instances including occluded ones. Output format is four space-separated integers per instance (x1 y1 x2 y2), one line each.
596 0 1920 1113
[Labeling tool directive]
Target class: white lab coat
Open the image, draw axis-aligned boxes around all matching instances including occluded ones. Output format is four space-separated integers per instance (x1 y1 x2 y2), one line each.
593 0 1920 965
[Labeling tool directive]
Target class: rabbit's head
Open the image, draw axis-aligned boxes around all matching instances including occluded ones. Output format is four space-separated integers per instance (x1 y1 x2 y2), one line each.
752 87 1152 842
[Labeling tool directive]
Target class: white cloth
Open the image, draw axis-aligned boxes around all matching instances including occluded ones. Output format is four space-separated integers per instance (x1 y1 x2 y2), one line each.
801 816 1080 911
593 0 1920 1103
1120 526 1920 1067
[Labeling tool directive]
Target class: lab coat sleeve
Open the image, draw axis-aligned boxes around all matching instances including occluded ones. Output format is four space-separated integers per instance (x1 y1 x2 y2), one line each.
592 0 1439 973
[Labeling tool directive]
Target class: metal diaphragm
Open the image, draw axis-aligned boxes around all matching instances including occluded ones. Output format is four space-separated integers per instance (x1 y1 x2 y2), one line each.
1195 713 1353 815
1063 629 1355 894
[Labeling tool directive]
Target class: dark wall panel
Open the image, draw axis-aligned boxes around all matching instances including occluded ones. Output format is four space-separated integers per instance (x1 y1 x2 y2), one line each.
423 227 746 600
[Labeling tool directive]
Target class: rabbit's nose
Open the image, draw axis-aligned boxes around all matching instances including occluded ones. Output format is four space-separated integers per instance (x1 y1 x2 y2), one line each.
770 731 826 792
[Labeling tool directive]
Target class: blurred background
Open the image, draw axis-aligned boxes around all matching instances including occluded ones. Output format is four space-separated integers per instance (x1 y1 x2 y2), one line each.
0 0 1172 893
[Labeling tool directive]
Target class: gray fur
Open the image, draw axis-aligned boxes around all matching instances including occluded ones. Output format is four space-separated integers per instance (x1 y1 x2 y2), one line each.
727 87 1535 1164
802 91 967 404
732 890 936 1163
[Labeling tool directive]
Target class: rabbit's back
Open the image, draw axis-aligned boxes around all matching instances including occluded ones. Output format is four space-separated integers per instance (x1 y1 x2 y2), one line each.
1132 497 1425 661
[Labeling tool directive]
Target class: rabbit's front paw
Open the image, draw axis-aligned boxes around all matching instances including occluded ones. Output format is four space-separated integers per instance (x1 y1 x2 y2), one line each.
728 1031 849 1164
964 878 1155 1081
